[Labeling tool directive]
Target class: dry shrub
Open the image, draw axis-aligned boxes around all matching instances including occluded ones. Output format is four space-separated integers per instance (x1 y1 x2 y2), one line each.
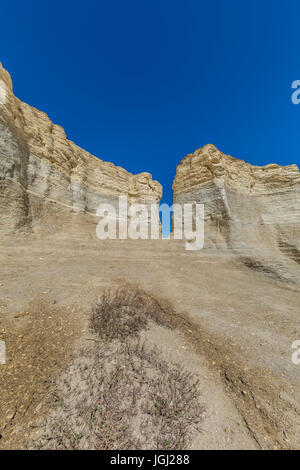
31 286 204 450
33 341 203 450
90 285 169 340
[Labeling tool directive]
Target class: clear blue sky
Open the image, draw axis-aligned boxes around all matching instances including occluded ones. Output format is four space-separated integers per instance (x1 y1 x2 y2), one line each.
1 0 300 204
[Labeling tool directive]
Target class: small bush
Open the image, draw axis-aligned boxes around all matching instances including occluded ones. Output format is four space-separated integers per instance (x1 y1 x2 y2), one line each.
90 285 169 340
32 286 203 450
33 340 203 450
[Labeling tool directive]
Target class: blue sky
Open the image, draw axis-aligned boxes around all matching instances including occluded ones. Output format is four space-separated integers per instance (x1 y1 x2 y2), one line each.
1 0 300 204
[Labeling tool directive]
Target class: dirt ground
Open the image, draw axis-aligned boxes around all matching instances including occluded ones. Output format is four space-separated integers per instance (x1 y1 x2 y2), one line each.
0 235 299 449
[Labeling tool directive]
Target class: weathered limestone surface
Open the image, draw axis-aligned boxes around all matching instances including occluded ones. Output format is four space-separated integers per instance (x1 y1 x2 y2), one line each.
173 144 300 277
0 63 162 235
1 60 300 280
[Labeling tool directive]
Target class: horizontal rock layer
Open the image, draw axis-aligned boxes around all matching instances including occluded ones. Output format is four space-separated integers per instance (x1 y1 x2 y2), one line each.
0 63 162 235
173 144 300 277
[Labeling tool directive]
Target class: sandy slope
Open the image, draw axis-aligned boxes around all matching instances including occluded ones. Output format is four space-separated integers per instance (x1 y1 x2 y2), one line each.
0 236 299 449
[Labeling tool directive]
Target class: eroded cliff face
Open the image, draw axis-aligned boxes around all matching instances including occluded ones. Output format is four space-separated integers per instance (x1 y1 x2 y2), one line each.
0 63 162 236
173 144 300 276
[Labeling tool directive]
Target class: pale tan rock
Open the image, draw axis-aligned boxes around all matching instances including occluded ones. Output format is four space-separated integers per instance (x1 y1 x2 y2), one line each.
173 144 300 278
0 63 162 235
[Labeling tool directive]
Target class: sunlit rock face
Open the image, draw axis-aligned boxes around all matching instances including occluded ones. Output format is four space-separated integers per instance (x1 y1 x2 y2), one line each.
0 63 162 236
173 144 300 277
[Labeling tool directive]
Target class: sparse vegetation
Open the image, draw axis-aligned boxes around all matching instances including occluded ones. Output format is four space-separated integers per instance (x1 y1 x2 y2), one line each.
90 285 169 340
0 296 83 449
33 286 204 450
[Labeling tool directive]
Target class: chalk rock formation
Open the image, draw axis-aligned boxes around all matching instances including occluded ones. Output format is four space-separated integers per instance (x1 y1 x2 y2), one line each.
0 63 162 235
173 144 300 276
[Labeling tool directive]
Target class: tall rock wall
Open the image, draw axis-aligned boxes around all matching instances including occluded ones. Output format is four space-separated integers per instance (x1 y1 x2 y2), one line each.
173 144 300 275
0 63 162 236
